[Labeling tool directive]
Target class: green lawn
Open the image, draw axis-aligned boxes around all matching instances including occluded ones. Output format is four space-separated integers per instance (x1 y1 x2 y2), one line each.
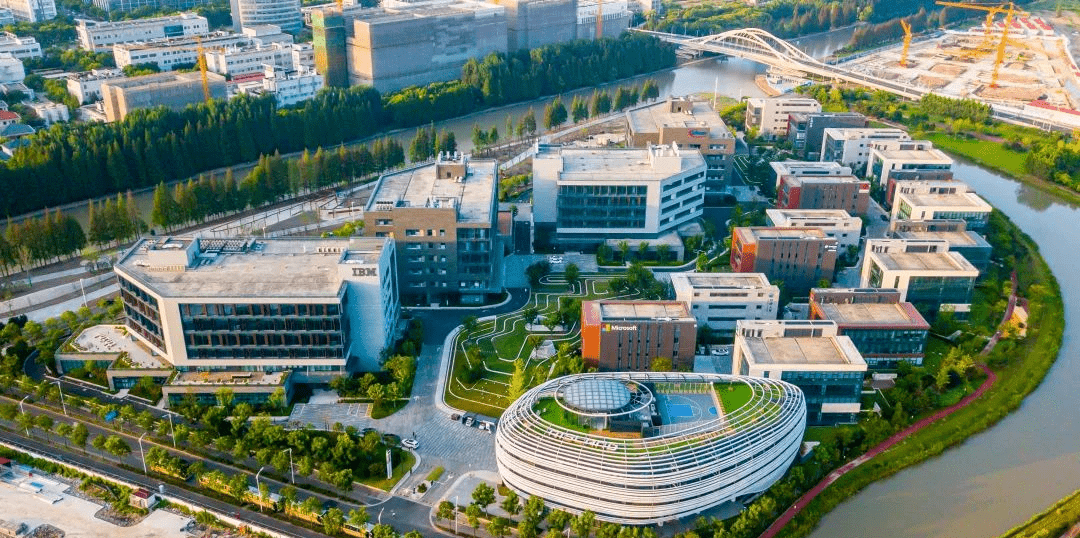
923 133 1028 178
361 450 415 491
997 488 1080 538
714 382 754 415
535 398 590 433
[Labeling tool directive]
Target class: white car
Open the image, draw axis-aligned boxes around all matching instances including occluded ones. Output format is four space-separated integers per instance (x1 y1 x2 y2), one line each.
402 438 419 449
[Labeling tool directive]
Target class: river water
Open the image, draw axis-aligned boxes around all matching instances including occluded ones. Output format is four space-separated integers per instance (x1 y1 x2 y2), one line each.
807 162 1080 538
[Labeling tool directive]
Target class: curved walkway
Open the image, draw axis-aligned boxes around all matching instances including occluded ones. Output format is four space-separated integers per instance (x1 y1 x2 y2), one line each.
758 272 1018 538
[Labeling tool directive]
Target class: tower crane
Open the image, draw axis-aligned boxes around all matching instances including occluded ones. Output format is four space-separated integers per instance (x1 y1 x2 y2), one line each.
196 35 211 102
934 1 1029 87
900 19 912 67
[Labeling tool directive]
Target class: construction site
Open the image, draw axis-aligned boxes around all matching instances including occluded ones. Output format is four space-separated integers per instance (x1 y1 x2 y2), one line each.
839 6 1080 112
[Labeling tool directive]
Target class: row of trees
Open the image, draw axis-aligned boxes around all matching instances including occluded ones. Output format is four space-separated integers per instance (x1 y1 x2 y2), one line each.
408 125 458 162
1 209 85 277
2 34 674 218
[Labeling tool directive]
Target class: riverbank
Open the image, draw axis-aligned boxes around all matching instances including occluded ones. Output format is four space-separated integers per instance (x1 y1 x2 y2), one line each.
993 488 1080 538
772 209 1065 538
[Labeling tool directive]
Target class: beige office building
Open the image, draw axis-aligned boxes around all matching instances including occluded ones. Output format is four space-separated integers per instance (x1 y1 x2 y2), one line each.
100 71 226 122
627 97 736 190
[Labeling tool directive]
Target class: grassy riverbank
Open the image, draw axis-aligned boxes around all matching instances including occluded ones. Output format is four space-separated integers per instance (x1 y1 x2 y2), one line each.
994 488 1080 538
776 210 1066 538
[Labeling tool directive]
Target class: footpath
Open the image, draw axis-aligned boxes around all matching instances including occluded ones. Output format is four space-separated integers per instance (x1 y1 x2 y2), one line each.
757 271 1018 538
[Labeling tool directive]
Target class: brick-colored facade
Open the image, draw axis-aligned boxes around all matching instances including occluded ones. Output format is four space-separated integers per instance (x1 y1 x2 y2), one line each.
580 300 696 371
777 175 870 215
730 227 838 295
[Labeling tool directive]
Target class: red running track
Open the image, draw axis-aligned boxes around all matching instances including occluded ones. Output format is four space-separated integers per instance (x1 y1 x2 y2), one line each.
757 272 1017 538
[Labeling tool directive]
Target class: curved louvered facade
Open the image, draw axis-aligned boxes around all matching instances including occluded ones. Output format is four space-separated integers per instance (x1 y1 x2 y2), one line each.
495 372 806 525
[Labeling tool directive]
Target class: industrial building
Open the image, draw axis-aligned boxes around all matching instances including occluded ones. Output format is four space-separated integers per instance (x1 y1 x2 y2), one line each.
76 13 209 52
892 190 993 232
495 0 576 51
580 300 697 371
765 208 862 250
819 127 910 173
532 143 705 250
867 140 953 187
810 295 930 368
860 239 979 315
671 272 779 334
730 227 838 295
496 372 806 525
786 111 866 159
363 153 502 305
113 236 400 377
100 71 227 122
733 319 866 425
626 97 736 192
230 0 302 32
745 96 820 138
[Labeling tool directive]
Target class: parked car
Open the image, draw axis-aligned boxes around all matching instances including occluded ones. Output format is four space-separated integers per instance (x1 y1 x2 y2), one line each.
402 438 419 449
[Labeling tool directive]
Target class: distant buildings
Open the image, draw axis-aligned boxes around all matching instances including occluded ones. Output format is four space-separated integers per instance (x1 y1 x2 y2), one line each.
0 53 23 84
671 272 778 335
204 41 296 77
867 140 952 187
0 7 13 25
532 143 705 251
733 319 866 425
575 0 632 40
765 208 862 250
66 68 126 104
100 71 227 122
820 127 910 173
626 97 736 192
114 236 400 376
496 0 576 51
580 300 697 371
232 64 324 106
91 0 215 15
28 99 68 125
363 153 502 305
113 26 293 72
0 0 55 22
730 227 838 295
76 13 209 52
810 288 930 368
0 32 42 60
860 239 979 315
772 161 869 215
231 0 302 32
744 96 820 138
786 111 866 159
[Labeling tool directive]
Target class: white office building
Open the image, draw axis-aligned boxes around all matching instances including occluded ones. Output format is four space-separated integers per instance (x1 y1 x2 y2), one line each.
230 0 302 32
113 26 292 71
671 272 779 334
114 236 400 375
765 208 862 250
867 140 953 187
233 64 323 106
0 32 42 59
77 13 209 52
532 143 705 249
291 42 314 70
205 41 294 76
66 68 126 104
28 99 68 124
820 127 910 173
0 8 14 25
860 239 979 313
892 190 992 231
0 52 23 84
0 0 55 22
745 96 820 138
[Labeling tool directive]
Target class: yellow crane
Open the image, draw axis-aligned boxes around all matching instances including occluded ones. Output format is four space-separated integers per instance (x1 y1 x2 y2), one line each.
900 19 912 67
195 35 210 102
934 1 1029 87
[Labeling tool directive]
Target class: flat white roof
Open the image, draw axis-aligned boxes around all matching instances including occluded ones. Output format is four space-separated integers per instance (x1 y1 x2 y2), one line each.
626 99 733 139
898 191 992 210
672 272 773 290
543 145 705 183
823 127 909 140
869 250 978 273
745 335 865 367
367 156 496 224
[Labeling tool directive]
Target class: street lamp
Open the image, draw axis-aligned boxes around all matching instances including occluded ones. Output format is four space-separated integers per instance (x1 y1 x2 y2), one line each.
167 414 176 447
18 395 29 414
285 448 294 484
137 433 148 475
54 380 66 416
255 466 266 512
454 495 459 534
79 278 87 308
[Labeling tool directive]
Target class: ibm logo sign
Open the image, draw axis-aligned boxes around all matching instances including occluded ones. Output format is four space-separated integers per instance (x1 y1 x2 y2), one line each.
352 267 378 277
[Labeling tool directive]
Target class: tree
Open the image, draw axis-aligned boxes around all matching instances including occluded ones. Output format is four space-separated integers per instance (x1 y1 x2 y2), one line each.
462 315 479 333
472 482 496 513
301 496 323 518
571 95 588 123
323 507 345 535
508 358 530 401
518 108 537 137
590 90 611 116
571 510 596 538
544 97 568 130
348 507 370 529
500 490 521 515
651 357 673 372
522 305 540 326
656 244 671 263
487 517 510 538
466 504 482 532
547 510 572 531
617 240 630 262
215 387 234 408
71 422 89 451
436 501 455 524
641 79 660 101
565 263 580 290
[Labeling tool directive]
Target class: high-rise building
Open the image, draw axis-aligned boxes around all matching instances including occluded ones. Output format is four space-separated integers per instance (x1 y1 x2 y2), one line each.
230 0 302 32
363 153 502 305
730 227 838 295
311 8 347 87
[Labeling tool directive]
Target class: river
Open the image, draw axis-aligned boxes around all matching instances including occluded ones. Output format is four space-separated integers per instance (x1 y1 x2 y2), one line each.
807 161 1080 538
44 25 859 230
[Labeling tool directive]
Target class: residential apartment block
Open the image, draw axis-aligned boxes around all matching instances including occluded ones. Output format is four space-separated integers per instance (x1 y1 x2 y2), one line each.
765 208 862 250
745 96 820 138
363 153 501 305
76 13 209 52
671 272 779 334
581 300 697 371
626 97 736 191
867 140 952 187
820 127 910 173
732 319 866 425
860 239 979 315
730 227 838 295
786 111 866 159
100 71 227 122
114 236 400 376
532 143 705 250
810 292 929 368
892 191 992 232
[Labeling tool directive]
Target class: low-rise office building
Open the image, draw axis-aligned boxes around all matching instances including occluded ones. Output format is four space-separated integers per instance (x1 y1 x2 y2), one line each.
885 177 965 208
745 95 820 138
770 160 851 192
28 99 67 124
100 70 227 122
892 190 992 232
204 41 295 76
232 64 323 106
363 153 501 305
777 174 870 215
532 143 705 250
808 287 903 305
860 240 979 315
0 32 41 59
66 68 125 103
765 208 862 250
76 13 209 52
626 97 736 190
809 297 929 368
820 127 910 173
893 225 992 272
671 272 778 334
867 140 953 187
786 111 866 159
730 227 837 295
113 26 292 71
580 300 697 371
114 236 400 376
733 319 866 425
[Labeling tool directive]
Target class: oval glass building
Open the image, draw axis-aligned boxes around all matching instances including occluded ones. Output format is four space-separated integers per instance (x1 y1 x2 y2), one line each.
495 372 806 525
